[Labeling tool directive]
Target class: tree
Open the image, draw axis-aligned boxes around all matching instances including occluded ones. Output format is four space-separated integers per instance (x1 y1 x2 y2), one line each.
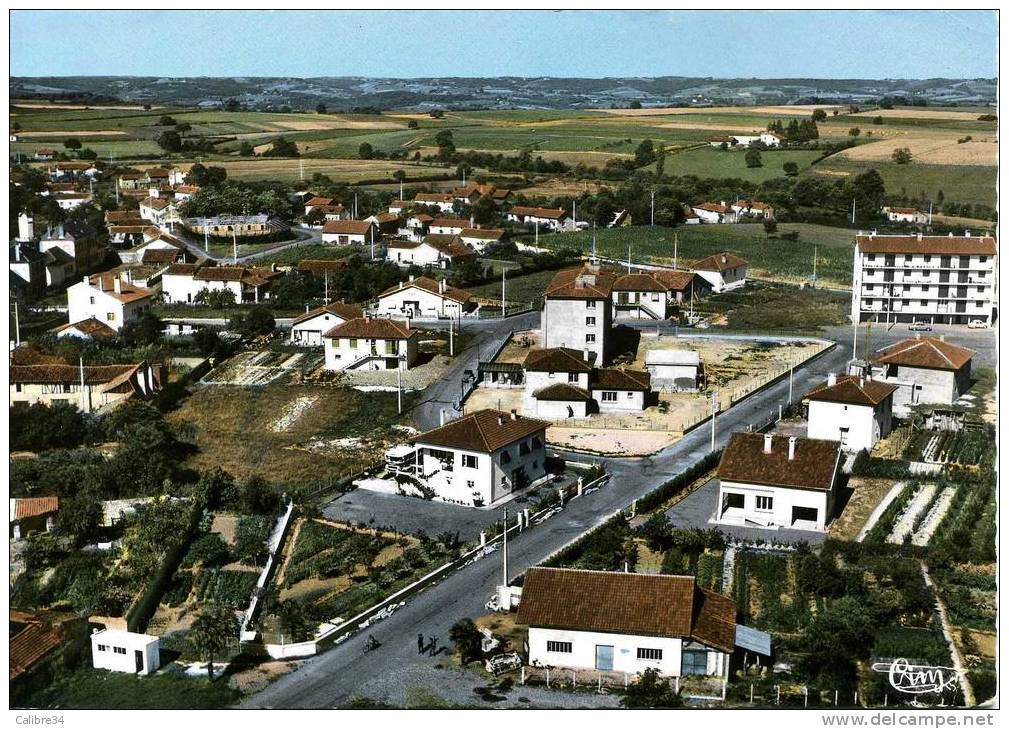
193 326 221 356
175 122 192 136
190 603 238 680
315 102 327 114
872 115 884 125
263 137 299 157
277 599 313 642
850 168 887 221
782 161 799 177
358 142 375 160
763 219 778 235
238 141 255 157
811 109 828 122
195 288 236 309
621 668 683 708
64 138 82 151
55 492 103 546
391 169 407 184
629 100 642 109
470 195 497 226
891 147 913 165
241 475 281 515
224 98 241 112
745 148 763 168
185 162 227 187
848 127 861 137
156 130 182 153
639 514 673 552
233 306 275 337
634 139 656 167
434 129 455 156
449 618 483 665
429 109 445 119
158 115 178 127
119 311 163 346
407 120 419 129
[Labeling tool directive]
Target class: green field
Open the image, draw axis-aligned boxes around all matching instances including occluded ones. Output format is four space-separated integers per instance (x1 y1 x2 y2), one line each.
532 223 855 287
657 146 824 182
810 158 997 208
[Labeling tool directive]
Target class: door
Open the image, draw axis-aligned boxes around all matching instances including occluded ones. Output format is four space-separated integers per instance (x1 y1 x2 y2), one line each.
595 644 614 671
135 649 144 673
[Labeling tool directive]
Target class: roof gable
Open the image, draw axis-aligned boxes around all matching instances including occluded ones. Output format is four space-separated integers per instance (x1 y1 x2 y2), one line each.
413 409 548 453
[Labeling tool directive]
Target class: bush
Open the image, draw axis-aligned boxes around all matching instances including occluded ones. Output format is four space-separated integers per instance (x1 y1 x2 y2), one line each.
233 515 273 566
182 534 231 568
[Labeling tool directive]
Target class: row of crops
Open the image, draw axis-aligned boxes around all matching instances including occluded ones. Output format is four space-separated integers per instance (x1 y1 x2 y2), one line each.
903 429 991 466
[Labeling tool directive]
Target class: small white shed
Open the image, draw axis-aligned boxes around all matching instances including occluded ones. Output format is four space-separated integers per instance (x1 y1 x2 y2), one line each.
91 628 161 675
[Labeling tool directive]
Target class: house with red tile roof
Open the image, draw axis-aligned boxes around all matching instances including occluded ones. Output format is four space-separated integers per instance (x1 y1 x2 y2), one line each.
375 275 476 319
321 219 377 245
506 206 570 231
691 252 748 292
871 336 975 416
716 432 841 531
517 567 738 678
542 264 618 364
66 273 154 331
9 497 59 540
290 301 364 346
10 609 88 703
10 360 163 413
805 373 898 452
611 269 708 320
322 316 418 371
385 235 475 269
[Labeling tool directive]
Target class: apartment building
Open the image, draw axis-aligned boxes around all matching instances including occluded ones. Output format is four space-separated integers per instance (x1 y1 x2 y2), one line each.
851 233 997 326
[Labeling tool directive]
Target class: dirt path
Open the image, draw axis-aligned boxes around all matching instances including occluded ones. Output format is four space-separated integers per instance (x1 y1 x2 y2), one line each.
856 481 907 542
921 563 975 706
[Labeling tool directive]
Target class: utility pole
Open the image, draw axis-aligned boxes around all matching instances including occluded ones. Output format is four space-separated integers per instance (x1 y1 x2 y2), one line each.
204 226 209 252
788 363 794 403
852 321 858 363
650 190 655 227
299 157 304 182
400 178 404 200
397 365 403 414
501 507 509 587
572 200 576 229
501 267 506 318
928 200 933 225
232 230 238 264
812 245 818 288
626 244 631 273
850 198 856 225
534 220 539 247
370 226 375 261
449 315 454 356
710 390 718 452
354 192 358 219
673 233 678 270
591 223 597 261
324 272 329 304
13 301 20 346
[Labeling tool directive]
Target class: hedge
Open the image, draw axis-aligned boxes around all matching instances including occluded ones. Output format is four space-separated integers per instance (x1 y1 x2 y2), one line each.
636 450 722 513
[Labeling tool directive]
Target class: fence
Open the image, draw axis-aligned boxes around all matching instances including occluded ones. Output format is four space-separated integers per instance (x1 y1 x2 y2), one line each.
251 471 610 658
240 501 295 642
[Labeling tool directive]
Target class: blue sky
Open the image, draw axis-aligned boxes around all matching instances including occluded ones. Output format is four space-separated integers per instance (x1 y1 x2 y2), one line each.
10 10 997 78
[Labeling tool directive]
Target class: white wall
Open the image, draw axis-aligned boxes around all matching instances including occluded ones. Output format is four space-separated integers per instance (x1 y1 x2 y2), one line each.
91 630 160 675
523 370 591 407
290 312 350 346
67 281 147 331
593 389 645 412
527 627 687 676
529 398 590 419
807 399 888 452
718 479 832 530
324 335 417 371
377 287 465 319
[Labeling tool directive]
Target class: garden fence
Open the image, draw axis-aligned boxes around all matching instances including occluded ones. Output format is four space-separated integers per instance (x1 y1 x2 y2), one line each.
240 501 295 642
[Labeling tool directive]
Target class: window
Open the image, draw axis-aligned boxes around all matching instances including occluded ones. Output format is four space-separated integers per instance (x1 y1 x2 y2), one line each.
114 646 127 655
519 441 531 456
348 338 358 349
626 392 634 399
637 647 663 661
980 256 987 263
585 334 596 343
462 454 478 469
601 391 617 402
568 372 579 383
547 641 573 654
586 317 596 326
97 644 107 652
106 312 116 321
681 650 709 676
15 384 21 393
586 301 596 309
89 296 95 304
500 450 511 464
466 480 475 489
755 495 773 511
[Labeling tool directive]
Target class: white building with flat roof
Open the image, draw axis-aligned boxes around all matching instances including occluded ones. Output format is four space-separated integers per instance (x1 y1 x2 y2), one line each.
91 629 160 675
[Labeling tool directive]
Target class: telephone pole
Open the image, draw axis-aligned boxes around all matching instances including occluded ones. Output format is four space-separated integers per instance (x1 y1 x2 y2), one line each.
232 230 238 264
500 268 506 317
673 233 678 270
812 245 818 288
650 190 655 227
710 390 719 452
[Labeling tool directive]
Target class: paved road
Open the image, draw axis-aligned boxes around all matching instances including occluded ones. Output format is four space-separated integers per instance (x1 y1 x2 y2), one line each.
173 225 324 264
243 323 851 708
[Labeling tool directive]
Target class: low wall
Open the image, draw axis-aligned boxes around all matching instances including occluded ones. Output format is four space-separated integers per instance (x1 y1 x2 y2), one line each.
240 501 295 641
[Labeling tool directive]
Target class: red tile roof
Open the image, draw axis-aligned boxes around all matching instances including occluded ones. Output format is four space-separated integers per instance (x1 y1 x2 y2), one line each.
591 368 651 392
510 206 568 220
692 251 748 272
413 409 549 454
516 567 736 653
857 234 996 256
533 383 592 401
612 270 696 293
423 234 475 259
12 497 59 520
524 347 595 373
718 433 840 492
544 265 619 299
291 301 363 327
875 337 974 371
10 624 63 682
460 228 506 241
324 317 417 340
323 220 375 236
428 218 466 230
805 375 898 406
414 193 454 203
53 317 117 340
297 259 347 276
85 274 153 304
10 363 139 386
377 276 474 305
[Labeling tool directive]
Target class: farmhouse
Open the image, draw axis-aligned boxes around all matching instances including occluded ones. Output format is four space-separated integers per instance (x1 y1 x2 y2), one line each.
304 196 336 215
427 217 467 235
400 213 434 242
323 316 418 371
882 207 928 224
67 274 153 331
692 252 748 293
10 609 88 703
690 202 737 224
35 148 57 160
53 191 92 211
289 301 363 346
90 629 160 675
387 409 550 507
375 276 476 319
542 264 617 365
731 200 774 219
460 227 507 253
296 259 347 279
388 199 410 215
507 206 570 231
10 361 163 413
10 497 59 540
759 131 784 147
516 568 737 679
611 270 705 320
385 235 475 268
851 233 997 326
716 432 841 531
160 263 283 304
321 219 377 245
413 192 456 213
645 349 701 391
804 374 897 452
871 336 974 416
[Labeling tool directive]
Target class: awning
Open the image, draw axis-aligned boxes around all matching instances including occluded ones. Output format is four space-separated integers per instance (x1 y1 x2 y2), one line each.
735 624 772 656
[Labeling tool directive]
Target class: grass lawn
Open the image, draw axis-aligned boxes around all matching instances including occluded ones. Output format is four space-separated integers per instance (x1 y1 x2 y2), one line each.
30 668 238 709
531 224 855 287
655 146 824 182
469 268 560 305
695 281 850 332
810 158 997 208
254 243 361 266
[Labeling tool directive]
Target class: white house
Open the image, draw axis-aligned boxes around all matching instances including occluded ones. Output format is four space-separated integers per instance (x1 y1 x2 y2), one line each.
542 265 617 365
10 361 162 413
731 200 774 219
871 336 974 417
67 274 154 331
611 270 704 320
690 202 737 224
386 409 550 508
53 192 92 211
90 629 160 675
289 301 363 346
759 131 784 148
460 227 507 253
386 235 475 268
882 207 928 224
516 568 737 679
388 199 410 215
413 192 456 213
716 432 841 531
692 252 748 293
645 349 700 391
427 218 467 236
523 347 596 419
323 316 418 371
375 276 476 319
138 195 177 225
805 374 897 453
10 497 59 540
321 219 376 245
590 368 650 413
160 264 282 305
507 206 570 231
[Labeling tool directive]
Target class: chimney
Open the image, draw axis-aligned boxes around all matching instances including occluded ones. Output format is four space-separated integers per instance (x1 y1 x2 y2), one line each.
498 415 505 425
439 278 446 294
510 409 518 420
409 274 415 282
827 373 837 387
788 436 797 461
917 232 923 241
859 377 865 388
114 277 122 294
97 276 105 292
399 281 403 289
583 349 591 363
763 433 773 454
82 275 90 285
440 409 446 426
405 318 410 330
966 230 971 238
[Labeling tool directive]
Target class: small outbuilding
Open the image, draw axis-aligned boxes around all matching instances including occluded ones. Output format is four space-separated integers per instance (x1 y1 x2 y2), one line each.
90 628 160 675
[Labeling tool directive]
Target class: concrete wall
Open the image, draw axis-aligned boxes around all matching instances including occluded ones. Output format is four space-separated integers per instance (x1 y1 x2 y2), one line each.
91 631 160 675
612 290 670 320
529 398 590 420
593 389 646 413
489 432 547 504
528 627 710 677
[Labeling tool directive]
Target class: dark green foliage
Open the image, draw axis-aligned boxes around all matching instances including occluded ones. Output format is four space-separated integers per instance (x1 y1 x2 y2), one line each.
163 571 194 606
182 534 231 568
193 569 259 609
230 306 276 337
185 163 228 187
872 627 951 666
233 515 273 566
29 668 239 709
621 668 683 708
285 521 388 584
449 618 483 665
118 311 163 347
263 136 299 157
10 401 95 451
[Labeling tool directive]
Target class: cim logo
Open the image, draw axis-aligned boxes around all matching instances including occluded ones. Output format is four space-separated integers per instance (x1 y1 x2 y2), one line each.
871 658 962 695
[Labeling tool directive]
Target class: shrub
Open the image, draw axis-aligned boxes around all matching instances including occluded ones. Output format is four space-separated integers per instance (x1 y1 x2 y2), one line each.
182 534 231 568
233 515 273 566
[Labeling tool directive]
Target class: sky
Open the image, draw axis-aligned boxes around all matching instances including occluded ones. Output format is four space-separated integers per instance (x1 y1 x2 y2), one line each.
9 10 998 79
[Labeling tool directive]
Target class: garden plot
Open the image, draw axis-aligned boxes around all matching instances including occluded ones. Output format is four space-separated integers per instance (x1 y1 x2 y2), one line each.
203 350 322 386
846 480 907 542
911 487 956 547
887 483 937 545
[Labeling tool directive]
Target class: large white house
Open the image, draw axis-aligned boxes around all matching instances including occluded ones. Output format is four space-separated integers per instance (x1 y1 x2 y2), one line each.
516 568 738 679
506 206 570 231
716 432 841 531
690 202 737 224
413 192 456 213
289 301 363 346
851 233 997 326
375 276 476 319
67 274 154 331
542 265 616 365
385 409 550 507
385 236 475 268
323 316 418 371
321 219 377 245
692 252 748 293
611 270 705 320
427 218 467 236
90 629 160 675
869 336 974 416
805 374 897 452
460 228 507 253
160 263 282 304
521 347 650 419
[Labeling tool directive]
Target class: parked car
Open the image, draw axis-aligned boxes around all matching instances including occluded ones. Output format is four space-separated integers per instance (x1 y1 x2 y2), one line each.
908 320 932 332
968 319 988 329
